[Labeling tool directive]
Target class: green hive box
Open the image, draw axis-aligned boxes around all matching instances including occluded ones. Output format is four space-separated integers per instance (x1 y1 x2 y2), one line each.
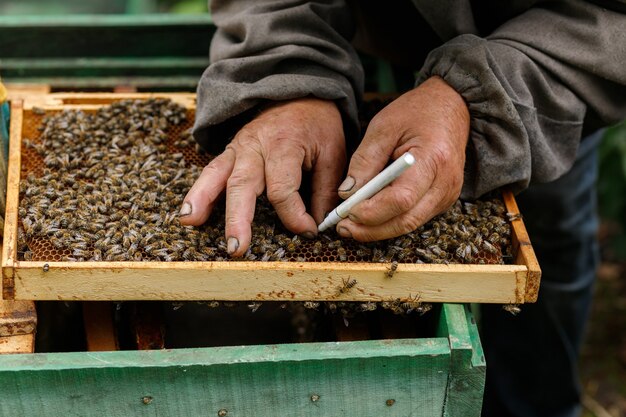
0 304 485 417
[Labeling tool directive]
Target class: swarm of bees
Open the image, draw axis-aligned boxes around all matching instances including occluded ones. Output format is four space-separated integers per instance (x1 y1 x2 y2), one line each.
17 98 517 316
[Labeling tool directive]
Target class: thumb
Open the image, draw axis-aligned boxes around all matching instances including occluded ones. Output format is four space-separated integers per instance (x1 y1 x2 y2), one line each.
338 115 398 200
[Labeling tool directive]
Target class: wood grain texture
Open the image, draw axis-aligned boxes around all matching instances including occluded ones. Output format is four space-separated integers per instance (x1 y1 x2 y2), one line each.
5 84 51 101
0 333 34 354
503 190 541 302
2 100 22 299
21 92 196 109
82 302 118 352
0 338 451 417
11 261 526 303
439 304 486 416
0 300 36 336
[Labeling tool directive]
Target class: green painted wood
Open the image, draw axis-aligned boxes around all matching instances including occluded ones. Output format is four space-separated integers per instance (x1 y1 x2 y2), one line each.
0 14 214 59
439 304 486 417
0 338 451 417
2 77 201 90
0 14 214 89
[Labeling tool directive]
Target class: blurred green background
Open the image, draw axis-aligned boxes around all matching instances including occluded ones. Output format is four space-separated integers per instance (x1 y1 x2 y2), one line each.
0 0 208 15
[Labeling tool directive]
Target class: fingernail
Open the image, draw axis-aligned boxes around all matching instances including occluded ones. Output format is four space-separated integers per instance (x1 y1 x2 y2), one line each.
227 237 239 255
337 226 352 238
348 213 360 223
338 176 355 193
301 231 316 239
179 202 192 217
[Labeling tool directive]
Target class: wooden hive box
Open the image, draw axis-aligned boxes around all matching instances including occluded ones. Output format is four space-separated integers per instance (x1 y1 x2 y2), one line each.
2 93 540 304
0 303 485 417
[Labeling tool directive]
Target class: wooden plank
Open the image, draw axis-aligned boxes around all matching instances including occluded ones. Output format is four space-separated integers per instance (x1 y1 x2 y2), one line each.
503 190 541 302
0 300 36 336
131 302 164 350
5 84 51 101
11 261 526 303
439 304 486 416
0 333 34 354
82 302 118 352
113 85 138 94
22 92 196 109
0 338 451 417
1 100 22 299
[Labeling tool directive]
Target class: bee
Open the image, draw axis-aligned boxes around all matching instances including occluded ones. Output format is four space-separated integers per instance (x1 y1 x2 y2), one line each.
385 299 405 315
428 245 446 257
32 107 46 116
371 248 385 262
338 277 357 294
455 243 473 262
506 212 522 222
286 242 298 253
487 232 502 245
336 247 347 262
91 249 103 261
482 240 499 255
385 261 398 278
247 302 262 313
396 247 413 261
312 241 323 256
328 240 342 249
400 294 428 314
358 302 377 312
414 303 433 315
303 301 320 310
502 304 521 315
415 248 438 263
355 246 372 258
271 248 286 261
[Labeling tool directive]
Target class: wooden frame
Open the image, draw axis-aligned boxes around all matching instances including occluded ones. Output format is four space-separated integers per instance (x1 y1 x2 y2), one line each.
1 93 541 303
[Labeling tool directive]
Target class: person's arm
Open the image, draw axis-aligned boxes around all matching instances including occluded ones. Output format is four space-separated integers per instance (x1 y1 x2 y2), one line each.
182 0 363 256
193 0 364 151
335 0 626 241
417 0 626 199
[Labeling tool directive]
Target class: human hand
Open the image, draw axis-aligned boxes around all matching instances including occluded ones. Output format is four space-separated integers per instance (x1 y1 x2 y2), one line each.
179 98 346 257
335 76 470 241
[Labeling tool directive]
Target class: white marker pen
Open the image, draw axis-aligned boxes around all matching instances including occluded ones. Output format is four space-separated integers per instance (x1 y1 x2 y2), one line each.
318 152 416 232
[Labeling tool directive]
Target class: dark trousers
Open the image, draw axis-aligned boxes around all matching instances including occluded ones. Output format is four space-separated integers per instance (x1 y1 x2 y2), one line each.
481 131 602 417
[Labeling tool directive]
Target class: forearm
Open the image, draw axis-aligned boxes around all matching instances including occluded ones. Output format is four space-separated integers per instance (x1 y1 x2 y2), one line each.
194 0 364 153
417 0 626 198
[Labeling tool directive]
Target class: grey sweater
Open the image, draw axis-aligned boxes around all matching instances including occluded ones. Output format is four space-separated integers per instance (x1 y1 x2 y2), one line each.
194 0 626 198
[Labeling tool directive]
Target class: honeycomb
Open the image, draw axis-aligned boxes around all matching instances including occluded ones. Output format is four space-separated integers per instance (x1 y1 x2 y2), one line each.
17 99 513 266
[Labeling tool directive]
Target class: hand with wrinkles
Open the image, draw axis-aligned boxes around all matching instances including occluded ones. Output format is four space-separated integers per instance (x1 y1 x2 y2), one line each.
179 97 346 257
334 76 470 241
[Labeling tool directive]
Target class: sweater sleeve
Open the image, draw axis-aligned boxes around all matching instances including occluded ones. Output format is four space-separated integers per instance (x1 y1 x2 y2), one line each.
417 0 626 199
193 0 364 153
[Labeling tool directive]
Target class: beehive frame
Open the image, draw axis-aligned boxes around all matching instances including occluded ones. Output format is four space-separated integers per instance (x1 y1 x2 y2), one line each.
2 94 540 303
